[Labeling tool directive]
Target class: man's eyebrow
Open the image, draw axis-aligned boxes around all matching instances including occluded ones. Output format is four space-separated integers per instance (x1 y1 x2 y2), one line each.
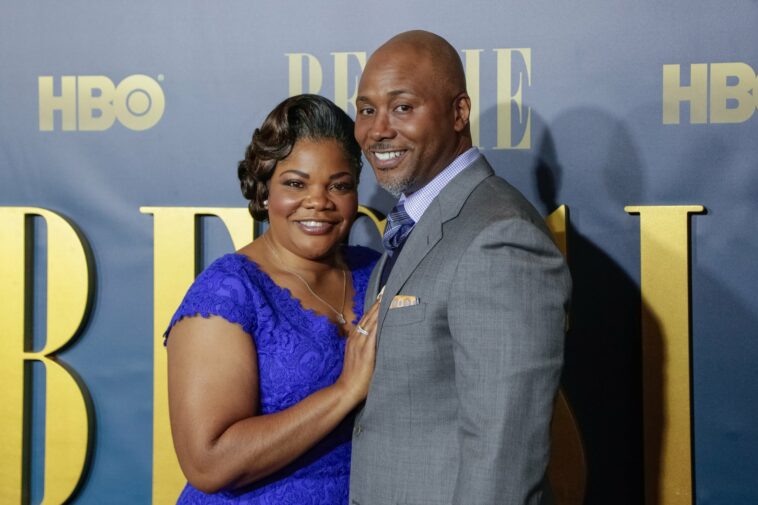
356 89 415 103
388 89 414 97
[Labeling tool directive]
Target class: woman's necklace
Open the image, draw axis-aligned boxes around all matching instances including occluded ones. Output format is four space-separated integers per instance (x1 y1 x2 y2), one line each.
263 234 347 325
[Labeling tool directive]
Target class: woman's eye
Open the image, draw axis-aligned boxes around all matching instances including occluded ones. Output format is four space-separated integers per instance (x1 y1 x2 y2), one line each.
283 180 305 188
330 182 355 192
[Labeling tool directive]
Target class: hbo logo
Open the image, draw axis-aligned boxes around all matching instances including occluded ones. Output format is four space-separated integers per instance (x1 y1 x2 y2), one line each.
39 75 165 131
663 62 758 124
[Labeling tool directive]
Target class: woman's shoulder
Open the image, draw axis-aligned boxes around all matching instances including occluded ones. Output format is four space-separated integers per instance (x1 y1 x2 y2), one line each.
196 253 267 287
165 253 269 338
204 252 260 273
343 245 380 306
343 244 381 271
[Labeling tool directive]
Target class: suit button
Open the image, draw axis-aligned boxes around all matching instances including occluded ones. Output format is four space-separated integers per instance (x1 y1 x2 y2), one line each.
353 424 362 436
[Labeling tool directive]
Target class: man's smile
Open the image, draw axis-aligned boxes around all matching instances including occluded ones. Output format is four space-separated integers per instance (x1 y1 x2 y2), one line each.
368 148 409 170
373 151 404 161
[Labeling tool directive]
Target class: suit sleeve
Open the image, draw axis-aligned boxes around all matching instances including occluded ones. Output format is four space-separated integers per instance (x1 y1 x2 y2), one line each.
448 216 571 505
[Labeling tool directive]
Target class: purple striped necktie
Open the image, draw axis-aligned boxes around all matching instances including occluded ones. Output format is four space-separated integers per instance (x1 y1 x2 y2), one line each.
382 202 415 256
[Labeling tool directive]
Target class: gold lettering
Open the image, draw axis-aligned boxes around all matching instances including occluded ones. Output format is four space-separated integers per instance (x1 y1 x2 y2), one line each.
356 205 385 234
709 62 756 124
462 49 482 147
331 51 366 115
0 209 26 504
544 205 586 505
625 205 704 505
0 207 93 504
544 205 568 256
286 53 323 96
38 76 77 132
494 48 531 150
140 207 254 504
662 64 708 124
114 75 166 131
77 76 117 131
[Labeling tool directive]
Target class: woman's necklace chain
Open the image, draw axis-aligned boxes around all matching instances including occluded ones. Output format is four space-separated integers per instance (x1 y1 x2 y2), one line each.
263 234 347 325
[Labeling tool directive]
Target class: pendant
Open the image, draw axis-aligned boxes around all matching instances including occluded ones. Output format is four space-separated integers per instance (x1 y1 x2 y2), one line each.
337 314 346 325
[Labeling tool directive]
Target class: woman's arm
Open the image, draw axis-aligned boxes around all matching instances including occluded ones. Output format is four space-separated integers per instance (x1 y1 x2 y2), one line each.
167 301 379 494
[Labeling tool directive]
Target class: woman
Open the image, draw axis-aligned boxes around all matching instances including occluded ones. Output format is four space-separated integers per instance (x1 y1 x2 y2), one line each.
165 94 380 504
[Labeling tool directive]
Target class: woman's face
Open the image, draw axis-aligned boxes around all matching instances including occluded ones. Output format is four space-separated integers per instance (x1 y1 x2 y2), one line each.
266 138 358 261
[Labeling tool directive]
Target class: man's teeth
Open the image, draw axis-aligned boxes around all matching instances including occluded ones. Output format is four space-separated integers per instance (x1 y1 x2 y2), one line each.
374 151 403 161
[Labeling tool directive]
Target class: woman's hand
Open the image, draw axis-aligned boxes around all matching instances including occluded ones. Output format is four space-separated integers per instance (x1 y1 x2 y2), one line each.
336 300 381 404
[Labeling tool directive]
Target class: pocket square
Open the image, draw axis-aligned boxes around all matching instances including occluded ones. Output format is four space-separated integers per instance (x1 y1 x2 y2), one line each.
389 295 420 309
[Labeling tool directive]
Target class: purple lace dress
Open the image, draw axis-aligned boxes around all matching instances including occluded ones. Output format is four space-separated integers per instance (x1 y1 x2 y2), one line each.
165 245 379 504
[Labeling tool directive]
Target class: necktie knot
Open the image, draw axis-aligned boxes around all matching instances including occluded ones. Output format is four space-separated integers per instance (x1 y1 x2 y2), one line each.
383 202 415 255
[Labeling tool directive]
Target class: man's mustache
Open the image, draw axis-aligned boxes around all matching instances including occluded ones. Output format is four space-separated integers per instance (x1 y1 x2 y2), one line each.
366 143 403 151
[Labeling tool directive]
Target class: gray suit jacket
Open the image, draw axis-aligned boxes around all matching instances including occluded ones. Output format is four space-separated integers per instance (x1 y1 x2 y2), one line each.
349 157 571 505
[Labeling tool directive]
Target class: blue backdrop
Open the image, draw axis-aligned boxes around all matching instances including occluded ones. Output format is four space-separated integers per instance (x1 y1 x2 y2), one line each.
1 1 757 503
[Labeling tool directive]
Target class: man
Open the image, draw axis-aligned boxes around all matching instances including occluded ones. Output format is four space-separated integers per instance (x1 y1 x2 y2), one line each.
350 30 571 505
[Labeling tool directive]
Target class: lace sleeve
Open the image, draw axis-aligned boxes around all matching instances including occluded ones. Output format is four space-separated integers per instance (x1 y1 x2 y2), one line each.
164 254 260 341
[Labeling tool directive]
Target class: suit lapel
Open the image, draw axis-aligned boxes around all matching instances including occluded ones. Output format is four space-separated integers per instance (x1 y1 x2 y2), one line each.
366 252 386 303
376 202 443 330
375 157 495 334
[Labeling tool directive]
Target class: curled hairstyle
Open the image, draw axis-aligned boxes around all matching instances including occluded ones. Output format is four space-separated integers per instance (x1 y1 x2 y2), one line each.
238 94 363 221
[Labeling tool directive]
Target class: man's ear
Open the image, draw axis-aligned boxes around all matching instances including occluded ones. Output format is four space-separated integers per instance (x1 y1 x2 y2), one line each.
453 92 471 132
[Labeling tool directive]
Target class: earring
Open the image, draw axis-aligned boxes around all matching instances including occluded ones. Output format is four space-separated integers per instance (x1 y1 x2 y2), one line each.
263 199 268 209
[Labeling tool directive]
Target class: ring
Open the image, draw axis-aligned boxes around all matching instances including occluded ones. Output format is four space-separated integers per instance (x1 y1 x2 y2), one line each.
356 325 369 336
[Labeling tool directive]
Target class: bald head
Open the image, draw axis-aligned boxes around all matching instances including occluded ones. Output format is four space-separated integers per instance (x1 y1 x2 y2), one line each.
355 30 472 196
370 30 467 98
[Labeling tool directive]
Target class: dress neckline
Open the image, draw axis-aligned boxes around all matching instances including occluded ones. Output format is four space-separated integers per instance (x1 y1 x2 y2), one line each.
230 248 363 333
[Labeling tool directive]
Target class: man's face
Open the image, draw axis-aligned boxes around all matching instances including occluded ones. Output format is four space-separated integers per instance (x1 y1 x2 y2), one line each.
355 49 462 196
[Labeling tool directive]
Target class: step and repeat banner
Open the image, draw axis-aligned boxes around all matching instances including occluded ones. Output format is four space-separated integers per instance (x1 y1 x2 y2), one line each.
1 1 757 504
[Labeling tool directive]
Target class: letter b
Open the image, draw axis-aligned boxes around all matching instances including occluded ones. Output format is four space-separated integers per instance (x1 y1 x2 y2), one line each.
709 62 757 124
78 76 117 131
0 208 93 504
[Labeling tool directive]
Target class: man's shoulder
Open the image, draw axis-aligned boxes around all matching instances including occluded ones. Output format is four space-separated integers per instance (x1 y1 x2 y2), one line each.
433 154 550 236
451 155 531 208
451 166 555 245
469 172 541 219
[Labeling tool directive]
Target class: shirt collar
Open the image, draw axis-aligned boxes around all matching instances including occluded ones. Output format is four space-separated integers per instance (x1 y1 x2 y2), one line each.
400 147 481 223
